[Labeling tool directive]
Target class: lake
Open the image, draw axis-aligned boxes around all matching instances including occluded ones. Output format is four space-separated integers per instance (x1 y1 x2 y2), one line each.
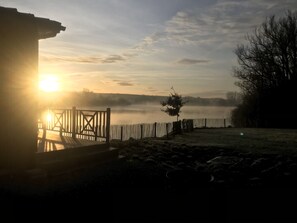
82 104 235 125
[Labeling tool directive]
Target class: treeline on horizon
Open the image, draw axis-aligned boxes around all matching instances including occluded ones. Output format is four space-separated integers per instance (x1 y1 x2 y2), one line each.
38 90 241 108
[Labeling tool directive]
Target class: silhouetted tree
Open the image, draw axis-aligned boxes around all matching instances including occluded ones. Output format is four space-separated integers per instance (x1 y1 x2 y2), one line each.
161 87 187 121
232 11 297 128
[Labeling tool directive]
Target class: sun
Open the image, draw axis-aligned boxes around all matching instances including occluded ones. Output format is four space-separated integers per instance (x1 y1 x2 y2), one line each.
39 75 60 92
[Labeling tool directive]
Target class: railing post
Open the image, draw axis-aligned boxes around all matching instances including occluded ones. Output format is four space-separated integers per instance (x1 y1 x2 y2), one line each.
42 121 47 138
106 108 111 144
72 106 76 139
95 126 98 141
154 122 157 138
140 124 143 139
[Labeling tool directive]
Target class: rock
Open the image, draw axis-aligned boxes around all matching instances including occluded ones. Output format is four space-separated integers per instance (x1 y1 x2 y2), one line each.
171 155 179 161
132 154 140 160
260 161 282 177
187 155 193 159
248 177 262 187
166 168 210 186
250 157 270 170
177 162 186 168
288 163 297 173
155 152 163 158
145 158 156 164
192 171 211 185
194 162 207 172
165 169 184 180
144 145 153 150
207 156 242 167
161 162 176 169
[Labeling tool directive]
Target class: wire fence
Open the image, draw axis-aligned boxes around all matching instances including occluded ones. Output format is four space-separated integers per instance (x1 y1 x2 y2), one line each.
193 118 232 128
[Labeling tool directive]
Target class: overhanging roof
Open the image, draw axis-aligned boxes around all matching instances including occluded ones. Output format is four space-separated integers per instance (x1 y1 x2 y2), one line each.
0 6 66 39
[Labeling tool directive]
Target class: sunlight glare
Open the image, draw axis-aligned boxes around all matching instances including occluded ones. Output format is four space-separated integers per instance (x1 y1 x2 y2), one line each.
46 113 52 122
39 75 60 92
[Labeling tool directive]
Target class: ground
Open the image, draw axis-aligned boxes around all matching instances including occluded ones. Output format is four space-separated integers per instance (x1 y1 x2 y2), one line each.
1 128 297 222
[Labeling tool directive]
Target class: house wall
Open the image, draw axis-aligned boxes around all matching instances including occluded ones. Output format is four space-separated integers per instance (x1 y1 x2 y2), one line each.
0 13 38 169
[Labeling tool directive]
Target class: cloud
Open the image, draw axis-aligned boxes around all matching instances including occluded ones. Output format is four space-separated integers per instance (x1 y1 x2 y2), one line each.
41 0 297 69
133 0 297 50
101 55 125 63
176 58 210 65
113 80 134 86
118 82 134 86
41 54 125 64
134 32 166 51
41 55 100 63
124 32 166 59
67 73 84 78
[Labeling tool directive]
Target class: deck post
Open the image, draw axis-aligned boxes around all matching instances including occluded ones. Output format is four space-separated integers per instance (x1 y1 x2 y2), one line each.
106 108 111 144
72 106 76 139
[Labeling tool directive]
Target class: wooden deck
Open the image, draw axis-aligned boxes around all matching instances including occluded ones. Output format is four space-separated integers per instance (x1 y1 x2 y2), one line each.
37 129 106 153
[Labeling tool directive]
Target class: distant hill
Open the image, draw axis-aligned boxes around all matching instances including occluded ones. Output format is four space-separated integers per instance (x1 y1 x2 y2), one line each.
38 91 239 108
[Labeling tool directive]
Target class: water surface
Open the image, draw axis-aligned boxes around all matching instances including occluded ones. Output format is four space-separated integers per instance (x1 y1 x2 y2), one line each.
83 104 234 125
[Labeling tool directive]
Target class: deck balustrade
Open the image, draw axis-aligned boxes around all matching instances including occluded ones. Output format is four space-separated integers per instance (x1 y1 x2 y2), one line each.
38 107 111 143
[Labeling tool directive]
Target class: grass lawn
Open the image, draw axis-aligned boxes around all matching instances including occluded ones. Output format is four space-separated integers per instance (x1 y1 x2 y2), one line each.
172 128 297 155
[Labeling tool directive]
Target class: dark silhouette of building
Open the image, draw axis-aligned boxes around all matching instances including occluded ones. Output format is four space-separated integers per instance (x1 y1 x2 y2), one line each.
0 6 65 169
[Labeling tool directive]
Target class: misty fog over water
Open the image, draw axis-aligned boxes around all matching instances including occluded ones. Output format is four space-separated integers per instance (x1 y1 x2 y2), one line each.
83 104 234 125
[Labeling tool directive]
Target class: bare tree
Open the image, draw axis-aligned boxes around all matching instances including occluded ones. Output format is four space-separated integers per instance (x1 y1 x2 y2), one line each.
233 11 297 95
232 11 297 128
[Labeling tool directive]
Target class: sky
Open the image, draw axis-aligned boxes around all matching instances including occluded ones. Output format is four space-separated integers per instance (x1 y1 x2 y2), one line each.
1 0 297 98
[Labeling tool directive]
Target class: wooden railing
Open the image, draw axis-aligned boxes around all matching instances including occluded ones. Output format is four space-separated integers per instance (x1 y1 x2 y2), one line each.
39 107 111 143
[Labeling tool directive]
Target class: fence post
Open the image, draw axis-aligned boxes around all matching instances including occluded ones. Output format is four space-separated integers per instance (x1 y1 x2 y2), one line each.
140 124 143 139
120 126 123 141
106 108 111 144
154 122 157 138
72 106 76 139
205 118 207 128
166 123 169 138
